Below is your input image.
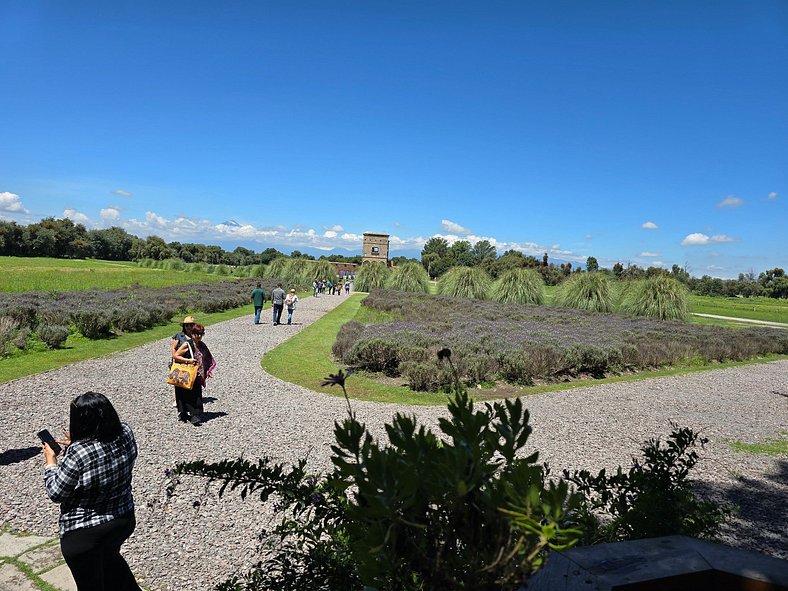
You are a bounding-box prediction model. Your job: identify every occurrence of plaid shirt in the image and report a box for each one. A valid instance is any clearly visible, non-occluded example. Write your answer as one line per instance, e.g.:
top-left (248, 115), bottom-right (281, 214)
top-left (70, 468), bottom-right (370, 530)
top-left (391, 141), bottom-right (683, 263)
top-left (43, 422), bottom-right (137, 536)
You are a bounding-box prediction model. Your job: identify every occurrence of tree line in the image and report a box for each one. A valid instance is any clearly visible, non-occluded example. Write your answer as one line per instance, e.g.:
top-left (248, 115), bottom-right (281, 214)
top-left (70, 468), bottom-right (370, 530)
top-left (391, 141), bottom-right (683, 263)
top-left (1, 217), bottom-right (785, 298)
top-left (419, 236), bottom-right (787, 299)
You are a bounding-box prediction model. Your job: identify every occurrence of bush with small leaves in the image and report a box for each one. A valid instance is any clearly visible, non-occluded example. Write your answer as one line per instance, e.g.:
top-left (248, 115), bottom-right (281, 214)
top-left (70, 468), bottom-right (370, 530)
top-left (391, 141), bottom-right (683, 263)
top-left (72, 309), bottom-right (114, 339)
top-left (175, 360), bottom-right (583, 591)
top-left (38, 324), bottom-right (69, 349)
top-left (566, 425), bottom-right (731, 544)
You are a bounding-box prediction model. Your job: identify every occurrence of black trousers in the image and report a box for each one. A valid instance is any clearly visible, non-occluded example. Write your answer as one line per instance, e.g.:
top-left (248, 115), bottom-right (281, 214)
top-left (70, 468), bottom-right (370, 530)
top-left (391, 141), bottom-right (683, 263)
top-left (60, 513), bottom-right (140, 591)
top-left (176, 382), bottom-right (203, 419)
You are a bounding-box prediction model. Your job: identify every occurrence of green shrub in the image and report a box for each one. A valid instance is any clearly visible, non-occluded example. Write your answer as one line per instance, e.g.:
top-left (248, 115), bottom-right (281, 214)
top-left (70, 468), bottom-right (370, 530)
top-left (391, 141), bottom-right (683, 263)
top-left (620, 275), bottom-right (690, 321)
top-left (399, 360), bottom-right (444, 391)
top-left (215, 264), bottom-right (231, 276)
top-left (354, 262), bottom-right (391, 292)
top-left (385, 262), bottom-right (430, 293)
top-left (555, 272), bottom-right (613, 312)
top-left (0, 316), bottom-right (18, 357)
top-left (176, 362), bottom-right (582, 591)
top-left (491, 268), bottom-right (545, 304)
top-left (437, 266), bottom-right (492, 299)
top-left (348, 337), bottom-right (399, 374)
top-left (72, 309), bottom-right (113, 338)
top-left (332, 320), bottom-right (364, 360)
top-left (163, 258), bottom-right (185, 271)
top-left (38, 324), bottom-right (69, 349)
top-left (114, 305), bottom-right (153, 332)
top-left (250, 264), bottom-right (266, 278)
top-left (567, 425), bottom-right (731, 544)
top-left (13, 327), bottom-right (32, 351)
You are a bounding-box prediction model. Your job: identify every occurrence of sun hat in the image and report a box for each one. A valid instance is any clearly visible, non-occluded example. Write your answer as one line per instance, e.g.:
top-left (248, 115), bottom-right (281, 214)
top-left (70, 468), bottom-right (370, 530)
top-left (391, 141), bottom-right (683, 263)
top-left (289, 289), bottom-right (296, 293)
top-left (182, 315), bottom-right (197, 324)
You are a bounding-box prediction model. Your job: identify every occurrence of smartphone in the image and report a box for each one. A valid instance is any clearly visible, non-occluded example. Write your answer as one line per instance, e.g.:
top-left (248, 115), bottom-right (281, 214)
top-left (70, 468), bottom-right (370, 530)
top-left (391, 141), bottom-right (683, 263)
top-left (37, 429), bottom-right (62, 455)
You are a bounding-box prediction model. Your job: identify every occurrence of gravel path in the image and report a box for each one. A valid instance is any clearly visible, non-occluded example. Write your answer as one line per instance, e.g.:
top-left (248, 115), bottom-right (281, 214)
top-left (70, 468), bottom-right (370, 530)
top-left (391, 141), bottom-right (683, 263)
top-left (1, 294), bottom-right (787, 589)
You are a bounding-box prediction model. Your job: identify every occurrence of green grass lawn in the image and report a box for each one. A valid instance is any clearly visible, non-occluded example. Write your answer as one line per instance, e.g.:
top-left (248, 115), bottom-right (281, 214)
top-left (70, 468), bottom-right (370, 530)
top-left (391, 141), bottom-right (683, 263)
top-left (0, 256), bottom-right (229, 292)
top-left (727, 432), bottom-right (788, 456)
top-left (689, 294), bottom-right (788, 324)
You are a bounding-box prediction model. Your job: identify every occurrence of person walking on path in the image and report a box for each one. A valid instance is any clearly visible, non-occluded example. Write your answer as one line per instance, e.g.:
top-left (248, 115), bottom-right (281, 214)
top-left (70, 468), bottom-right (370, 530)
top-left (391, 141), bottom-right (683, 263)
top-left (345, 279), bottom-right (351, 295)
top-left (172, 330), bottom-right (204, 426)
top-left (42, 391), bottom-right (141, 591)
top-left (285, 289), bottom-right (299, 325)
top-left (271, 283), bottom-right (286, 325)
top-left (250, 283), bottom-right (266, 324)
top-left (169, 316), bottom-right (195, 408)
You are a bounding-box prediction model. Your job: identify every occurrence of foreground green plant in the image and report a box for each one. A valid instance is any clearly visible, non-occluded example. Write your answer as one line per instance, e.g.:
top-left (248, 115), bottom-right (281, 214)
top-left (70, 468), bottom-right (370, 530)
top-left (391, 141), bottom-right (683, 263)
top-left (555, 272), bottom-right (613, 313)
top-left (620, 275), bottom-right (690, 321)
top-left (176, 353), bottom-right (582, 591)
top-left (566, 424), bottom-right (730, 544)
top-left (492, 268), bottom-right (545, 305)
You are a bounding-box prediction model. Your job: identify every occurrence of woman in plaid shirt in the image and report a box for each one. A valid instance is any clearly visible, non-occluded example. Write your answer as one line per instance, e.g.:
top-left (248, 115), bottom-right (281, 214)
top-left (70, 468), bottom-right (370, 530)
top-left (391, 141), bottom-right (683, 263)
top-left (42, 391), bottom-right (140, 590)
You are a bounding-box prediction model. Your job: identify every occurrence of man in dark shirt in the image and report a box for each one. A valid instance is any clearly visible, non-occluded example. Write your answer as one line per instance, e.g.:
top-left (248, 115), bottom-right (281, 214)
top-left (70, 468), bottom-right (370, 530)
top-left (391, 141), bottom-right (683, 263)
top-left (271, 283), bottom-right (286, 325)
top-left (250, 283), bottom-right (266, 324)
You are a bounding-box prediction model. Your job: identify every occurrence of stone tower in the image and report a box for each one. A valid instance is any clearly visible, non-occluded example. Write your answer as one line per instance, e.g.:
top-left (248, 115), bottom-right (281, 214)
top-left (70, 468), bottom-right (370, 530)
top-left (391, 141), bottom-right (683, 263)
top-left (362, 232), bottom-right (390, 265)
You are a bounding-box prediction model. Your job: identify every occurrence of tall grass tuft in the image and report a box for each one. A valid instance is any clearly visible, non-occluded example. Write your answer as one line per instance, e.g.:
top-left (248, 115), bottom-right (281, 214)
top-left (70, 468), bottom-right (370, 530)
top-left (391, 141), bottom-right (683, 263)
top-left (385, 262), bottom-right (430, 293)
top-left (283, 258), bottom-right (311, 286)
top-left (437, 266), bottom-right (492, 300)
top-left (307, 260), bottom-right (339, 284)
top-left (491, 268), bottom-right (545, 305)
top-left (354, 262), bottom-right (391, 292)
top-left (555, 272), bottom-right (613, 313)
top-left (620, 275), bottom-right (690, 321)
top-left (265, 257), bottom-right (289, 281)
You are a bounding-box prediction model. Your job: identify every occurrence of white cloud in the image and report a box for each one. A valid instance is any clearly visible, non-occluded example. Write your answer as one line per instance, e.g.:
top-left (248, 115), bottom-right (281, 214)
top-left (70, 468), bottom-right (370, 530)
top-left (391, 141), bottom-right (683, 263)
top-left (640, 251), bottom-right (661, 257)
top-left (441, 219), bottom-right (472, 235)
top-left (768, 191), bottom-right (777, 200)
top-left (707, 265), bottom-right (726, 271)
top-left (652, 261), bottom-right (664, 267)
top-left (63, 208), bottom-right (90, 223)
top-left (323, 224), bottom-right (344, 232)
top-left (717, 195), bottom-right (743, 208)
top-left (323, 230), bottom-right (338, 238)
top-left (113, 189), bottom-right (133, 197)
top-left (584, 234), bottom-right (593, 240)
top-left (680, 233), bottom-right (736, 246)
top-left (100, 206), bottom-right (121, 221)
top-left (641, 221), bottom-right (658, 229)
top-left (0, 192), bottom-right (29, 213)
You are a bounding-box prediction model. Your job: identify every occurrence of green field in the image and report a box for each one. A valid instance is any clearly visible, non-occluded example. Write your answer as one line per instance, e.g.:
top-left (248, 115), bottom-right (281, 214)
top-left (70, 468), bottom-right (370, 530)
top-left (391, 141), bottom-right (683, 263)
top-left (0, 256), bottom-right (229, 292)
top-left (689, 294), bottom-right (788, 324)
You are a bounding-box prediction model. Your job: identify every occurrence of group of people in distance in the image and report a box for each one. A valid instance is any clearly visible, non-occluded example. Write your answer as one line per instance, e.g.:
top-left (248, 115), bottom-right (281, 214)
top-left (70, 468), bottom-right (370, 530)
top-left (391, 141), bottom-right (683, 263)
top-left (313, 277), bottom-right (351, 296)
top-left (250, 282), bottom-right (299, 325)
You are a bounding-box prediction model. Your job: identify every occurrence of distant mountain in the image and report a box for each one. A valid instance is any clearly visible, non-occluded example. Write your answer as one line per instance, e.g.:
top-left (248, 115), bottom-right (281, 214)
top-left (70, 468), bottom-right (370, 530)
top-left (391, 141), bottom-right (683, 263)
top-left (219, 220), bottom-right (241, 227)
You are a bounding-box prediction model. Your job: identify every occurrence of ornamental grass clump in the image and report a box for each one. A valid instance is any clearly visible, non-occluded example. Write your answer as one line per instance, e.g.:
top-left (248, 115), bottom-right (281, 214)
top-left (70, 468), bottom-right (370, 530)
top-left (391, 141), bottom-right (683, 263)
top-left (308, 260), bottom-right (339, 285)
top-left (491, 268), bottom-right (545, 305)
top-left (264, 256), bottom-right (290, 281)
top-left (283, 258), bottom-right (311, 286)
top-left (354, 262), bottom-right (391, 292)
top-left (385, 262), bottom-right (430, 293)
top-left (437, 266), bottom-right (492, 300)
top-left (555, 272), bottom-right (613, 313)
top-left (620, 275), bottom-right (690, 321)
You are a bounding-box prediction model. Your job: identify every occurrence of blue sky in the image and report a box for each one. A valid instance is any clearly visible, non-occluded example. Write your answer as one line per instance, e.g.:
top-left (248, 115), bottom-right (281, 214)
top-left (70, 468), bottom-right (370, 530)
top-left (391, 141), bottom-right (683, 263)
top-left (1, 1), bottom-right (785, 277)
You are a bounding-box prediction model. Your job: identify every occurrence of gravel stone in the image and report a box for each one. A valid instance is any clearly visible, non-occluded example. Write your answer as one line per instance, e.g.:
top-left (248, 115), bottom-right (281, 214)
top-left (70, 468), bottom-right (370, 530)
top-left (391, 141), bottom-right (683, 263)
top-left (1, 293), bottom-right (786, 589)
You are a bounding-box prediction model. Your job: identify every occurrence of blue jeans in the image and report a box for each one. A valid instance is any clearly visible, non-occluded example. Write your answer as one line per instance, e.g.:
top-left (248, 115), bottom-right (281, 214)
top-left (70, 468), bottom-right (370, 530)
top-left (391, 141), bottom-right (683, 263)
top-left (253, 306), bottom-right (263, 324)
top-left (287, 307), bottom-right (295, 324)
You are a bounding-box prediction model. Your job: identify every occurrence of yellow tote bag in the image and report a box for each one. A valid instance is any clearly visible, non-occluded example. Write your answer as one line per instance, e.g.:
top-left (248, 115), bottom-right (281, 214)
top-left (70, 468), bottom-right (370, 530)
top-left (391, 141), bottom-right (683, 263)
top-left (167, 341), bottom-right (198, 389)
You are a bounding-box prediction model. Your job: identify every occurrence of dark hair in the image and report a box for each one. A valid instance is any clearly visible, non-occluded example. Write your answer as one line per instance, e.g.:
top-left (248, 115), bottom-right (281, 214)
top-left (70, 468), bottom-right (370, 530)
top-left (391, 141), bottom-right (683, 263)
top-left (69, 392), bottom-right (123, 442)
top-left (192, 324), bottom-right (205, 336)
top-left (256, 282), bottom-right (261, 288)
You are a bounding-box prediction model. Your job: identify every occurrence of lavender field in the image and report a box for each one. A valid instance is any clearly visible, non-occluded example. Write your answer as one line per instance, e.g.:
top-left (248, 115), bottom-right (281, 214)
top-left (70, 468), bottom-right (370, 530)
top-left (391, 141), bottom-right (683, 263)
top-left (334, 290), bottom-right (788, 391)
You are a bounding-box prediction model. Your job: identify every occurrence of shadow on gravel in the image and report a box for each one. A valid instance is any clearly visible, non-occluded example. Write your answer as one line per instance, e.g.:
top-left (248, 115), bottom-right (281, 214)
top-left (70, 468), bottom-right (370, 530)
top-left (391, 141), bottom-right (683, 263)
top-left (0, 446), bottom-right (41, 465)
top-left (200, 411), bottom-right (228, 423)
top-left (202, 396), bottom-right (217, 404)
top-left (696, 459), bottom-right (788, 558)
